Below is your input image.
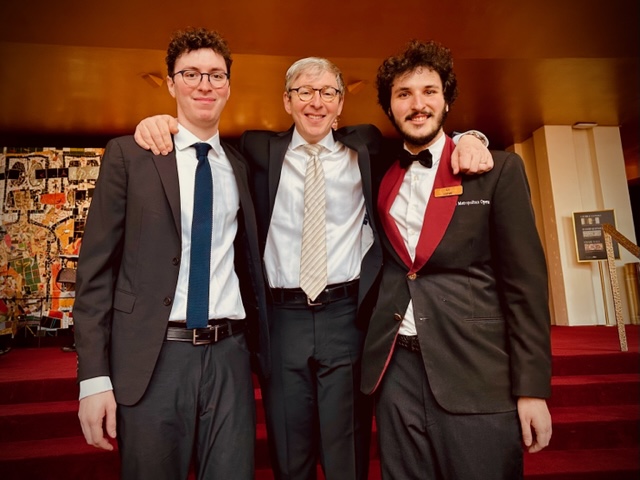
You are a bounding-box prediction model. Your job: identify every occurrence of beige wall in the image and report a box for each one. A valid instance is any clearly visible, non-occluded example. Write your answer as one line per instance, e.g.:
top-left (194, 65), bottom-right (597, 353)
top-left (514, 125), bottom-right (637, 326)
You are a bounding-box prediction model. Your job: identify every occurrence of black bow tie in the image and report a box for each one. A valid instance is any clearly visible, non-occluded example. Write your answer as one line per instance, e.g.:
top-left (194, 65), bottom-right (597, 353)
top-left (399, 148), bottom-right (433, 169)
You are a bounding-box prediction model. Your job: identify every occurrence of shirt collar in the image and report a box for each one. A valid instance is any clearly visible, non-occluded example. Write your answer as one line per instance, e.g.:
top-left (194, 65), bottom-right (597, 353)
top-left (290, 127), bottom-right (337, 154)
top-left (174, 123), bottom-right (224, 157)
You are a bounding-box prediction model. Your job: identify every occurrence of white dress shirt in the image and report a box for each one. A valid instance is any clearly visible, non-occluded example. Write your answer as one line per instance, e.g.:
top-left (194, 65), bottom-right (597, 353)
top-left (169, 126), bottom-right (245, 321)
top-left (264, 128), bottom-right (371, 288)
top-left (390, 133), bottom-right (446, 336)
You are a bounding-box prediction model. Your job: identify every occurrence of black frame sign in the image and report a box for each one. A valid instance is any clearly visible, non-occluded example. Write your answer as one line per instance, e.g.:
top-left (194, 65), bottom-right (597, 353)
top-left (572, 209), bottom-right (620, 262)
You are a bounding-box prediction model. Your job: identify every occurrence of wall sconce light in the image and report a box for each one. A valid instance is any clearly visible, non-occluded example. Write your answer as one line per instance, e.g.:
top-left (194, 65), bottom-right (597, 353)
top-left (346, 80), bottom-right (366, 95)
top-left (141, 73), bottom-right (164, 88)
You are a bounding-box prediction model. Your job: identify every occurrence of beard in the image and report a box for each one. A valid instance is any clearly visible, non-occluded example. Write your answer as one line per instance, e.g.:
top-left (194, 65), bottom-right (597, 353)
top-left (390, 108), bottom-right (448, 149)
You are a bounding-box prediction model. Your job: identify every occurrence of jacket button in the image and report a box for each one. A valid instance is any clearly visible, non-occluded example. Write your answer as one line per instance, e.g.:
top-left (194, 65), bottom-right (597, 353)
top-left (163, 297), bottom-right (172, 306)
top-left (407, 272), bottom-right (417, 280)
top-left (394, 313), bottom-right (403, 321)
top-left (172, 257), bottom-right (180, 266)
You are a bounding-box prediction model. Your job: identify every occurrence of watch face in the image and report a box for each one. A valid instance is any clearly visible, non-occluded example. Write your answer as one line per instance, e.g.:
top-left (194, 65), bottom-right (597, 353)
top-left (468, 131), bottom-right (486, 146)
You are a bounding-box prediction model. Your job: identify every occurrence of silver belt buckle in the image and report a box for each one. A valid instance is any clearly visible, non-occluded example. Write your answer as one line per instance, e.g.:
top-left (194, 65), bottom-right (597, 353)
top-left (192, 324), bottom-right (219, 345)
top-left (307, 296), bottom-right (323, 307)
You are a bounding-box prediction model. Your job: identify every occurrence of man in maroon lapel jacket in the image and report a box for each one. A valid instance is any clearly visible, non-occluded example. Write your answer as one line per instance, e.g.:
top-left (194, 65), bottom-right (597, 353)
top-left (360, 40), bottom-right (553, 480)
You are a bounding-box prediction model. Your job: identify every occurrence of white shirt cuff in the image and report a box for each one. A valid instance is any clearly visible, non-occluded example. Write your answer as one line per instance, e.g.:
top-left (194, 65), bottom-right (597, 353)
top-left (79, 376), bottom-right (113, 400)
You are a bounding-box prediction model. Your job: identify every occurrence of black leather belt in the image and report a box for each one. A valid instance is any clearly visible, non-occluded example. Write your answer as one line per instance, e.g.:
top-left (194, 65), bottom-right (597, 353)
top-left (165, 319), bottom-right (245, 346)
top-left (270, 280), bottom-right (359, 307)
top-left (396, 334), bottom-right (421, 353)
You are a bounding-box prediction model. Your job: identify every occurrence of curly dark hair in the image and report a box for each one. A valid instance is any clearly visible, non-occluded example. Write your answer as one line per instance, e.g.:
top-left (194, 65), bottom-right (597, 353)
top-left (165, 27), bottom-right (232, 78)
top-left (376, 40), bottom-right (457, 118)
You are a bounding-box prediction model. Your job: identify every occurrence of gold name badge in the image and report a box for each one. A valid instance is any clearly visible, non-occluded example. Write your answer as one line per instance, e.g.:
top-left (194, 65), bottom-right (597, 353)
top-left (434, 185), bottom-right (463, 197)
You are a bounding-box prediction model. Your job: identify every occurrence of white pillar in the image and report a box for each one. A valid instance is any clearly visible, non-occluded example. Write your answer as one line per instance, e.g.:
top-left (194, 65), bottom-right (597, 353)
top-left (515, 125), bottom-right (636, 326)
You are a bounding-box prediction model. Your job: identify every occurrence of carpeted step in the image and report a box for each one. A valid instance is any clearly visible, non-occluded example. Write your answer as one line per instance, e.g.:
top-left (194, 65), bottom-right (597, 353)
top-left (6, 390), bottom-right (636, 466)
top-left (0, 399), bottom-right (81, 442)
top-left (339, 452), bottom-right (640, 480)
top-left (0, 435), bottom-right (120, 480)
top-left (13, 447), bottom-right (630, 480)
top-left (1, 328), bottom-right (638, 480)
top-left (546, 404), bottom-right (640, 450)
top-left (255, 423), bottom-right (271, 468)
top-left (523, 447), bottom-right (640, 479)
top-left (552, 351), bottom-right (640, 376)
top-left (0, 392), bottom-right (265, 444)
top-left (0, 377), bottom-right (78, 405)
top-left (549, 373), bottom-right (639, 407)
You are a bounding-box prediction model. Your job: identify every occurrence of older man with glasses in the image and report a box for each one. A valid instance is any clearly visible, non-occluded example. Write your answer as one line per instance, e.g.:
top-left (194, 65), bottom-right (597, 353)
top-left (238, 58), bottom-right (381, 480)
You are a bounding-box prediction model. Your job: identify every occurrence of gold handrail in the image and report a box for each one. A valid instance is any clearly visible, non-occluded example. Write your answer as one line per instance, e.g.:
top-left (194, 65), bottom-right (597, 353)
top-left (602, 224), bottom-right (640, 352)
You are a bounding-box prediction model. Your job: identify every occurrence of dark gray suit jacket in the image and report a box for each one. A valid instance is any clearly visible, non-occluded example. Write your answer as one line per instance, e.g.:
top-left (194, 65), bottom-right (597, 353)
top-left (361, 142), bottom-right (552, 413)
top-left (74, 135), bottom-right (269, 405)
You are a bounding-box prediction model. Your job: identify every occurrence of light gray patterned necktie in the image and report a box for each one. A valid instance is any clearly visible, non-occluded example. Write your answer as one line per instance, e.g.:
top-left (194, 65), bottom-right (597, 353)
top-left (299, 143), bottom-right (327, 301)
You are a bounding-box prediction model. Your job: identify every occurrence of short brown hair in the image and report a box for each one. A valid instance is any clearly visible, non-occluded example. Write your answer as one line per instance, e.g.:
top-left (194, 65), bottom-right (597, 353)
top-left (165, 27), bottom-right (232, 77)
top-left (376, 40), bottom-right (458, 118)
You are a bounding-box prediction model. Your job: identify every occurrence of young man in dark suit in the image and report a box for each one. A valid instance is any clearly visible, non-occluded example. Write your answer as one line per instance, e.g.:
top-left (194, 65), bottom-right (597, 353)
top-left (73, 28), bottom-right (269, 480)
top-left (361, 40), bottom-right (552, 480)
top-left (133, 56), bottom-right (492, 480)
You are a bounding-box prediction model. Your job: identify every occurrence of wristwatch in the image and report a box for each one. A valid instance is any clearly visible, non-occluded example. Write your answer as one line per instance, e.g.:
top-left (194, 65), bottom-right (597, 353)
top-left (460, 130), bottom-right (489, 147)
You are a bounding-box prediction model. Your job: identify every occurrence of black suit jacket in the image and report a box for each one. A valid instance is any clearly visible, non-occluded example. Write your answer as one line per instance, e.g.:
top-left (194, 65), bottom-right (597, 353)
top-left (361, 143), bottom-right (552, 413)
top-left (238, 124), bottom-right (384, 325)
top-left (74, 135), bottom-right (269, 406)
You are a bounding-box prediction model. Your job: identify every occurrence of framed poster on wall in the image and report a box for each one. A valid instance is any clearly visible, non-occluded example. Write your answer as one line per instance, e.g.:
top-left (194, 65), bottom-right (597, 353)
top-left (572, 209), bottom-right (620, 262)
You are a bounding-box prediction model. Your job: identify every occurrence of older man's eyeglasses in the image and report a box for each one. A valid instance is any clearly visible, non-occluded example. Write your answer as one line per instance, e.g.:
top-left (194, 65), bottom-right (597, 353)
top-left (173, 69), bottom-right (229, 88)
top-left (289, 86), bottom-right (342, 103)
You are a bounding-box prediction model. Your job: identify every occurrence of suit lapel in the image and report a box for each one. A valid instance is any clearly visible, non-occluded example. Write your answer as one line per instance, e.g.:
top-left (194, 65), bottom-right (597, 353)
top-left (222, 143), bottom-right (248, 193)
top-left (222, 142), bottom-right (256, 238)
top-left (378, 161), bottom-right (413, 269)
top-left (378, 136), bottom-right (461, 273)
top-left (334, 128), bottom-right (377, 233)
top-left (412, 136), bottom-right (460, 271)
top-left (268, 130), bottom-right (293, 217)
top-left (153, 149), bottom-right (181, 236)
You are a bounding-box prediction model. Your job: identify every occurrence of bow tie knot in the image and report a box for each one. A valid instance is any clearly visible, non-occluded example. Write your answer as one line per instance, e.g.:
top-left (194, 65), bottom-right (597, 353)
top-left (399, 148), bottom-right (432, 169)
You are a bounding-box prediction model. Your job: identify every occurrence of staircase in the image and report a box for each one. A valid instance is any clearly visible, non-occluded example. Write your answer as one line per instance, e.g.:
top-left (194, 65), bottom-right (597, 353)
top-left (523, 329), bottom-right (640, 480)
top-left (0, 326), bottom-right (638, 479)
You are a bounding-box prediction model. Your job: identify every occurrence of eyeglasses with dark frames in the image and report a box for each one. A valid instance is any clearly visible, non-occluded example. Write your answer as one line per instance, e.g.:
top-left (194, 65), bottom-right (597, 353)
top-left (173, 69), bottom-right (229, 88)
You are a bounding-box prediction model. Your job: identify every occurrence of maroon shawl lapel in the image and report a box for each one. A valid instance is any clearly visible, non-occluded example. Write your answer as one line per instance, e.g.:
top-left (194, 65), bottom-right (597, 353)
top-left (378, 136), bottom-right (461, 273)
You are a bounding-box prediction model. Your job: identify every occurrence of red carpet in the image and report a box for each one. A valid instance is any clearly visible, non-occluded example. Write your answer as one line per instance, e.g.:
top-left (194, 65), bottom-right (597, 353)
top-left (0, 325), bottom-right (638, 479)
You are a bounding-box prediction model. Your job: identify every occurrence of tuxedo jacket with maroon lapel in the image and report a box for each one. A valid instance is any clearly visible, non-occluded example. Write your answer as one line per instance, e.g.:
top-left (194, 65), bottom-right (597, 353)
top-left (73, 135), bottom-right (269, 405)
top-left (238, 124), bottom-right (384, 325)
top-left (360, 136), bottom-right (552, 413)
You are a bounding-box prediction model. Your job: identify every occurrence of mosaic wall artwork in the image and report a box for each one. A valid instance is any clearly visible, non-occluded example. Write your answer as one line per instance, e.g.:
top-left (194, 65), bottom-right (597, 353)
top-left (0, 147), bottom-right (103, 329)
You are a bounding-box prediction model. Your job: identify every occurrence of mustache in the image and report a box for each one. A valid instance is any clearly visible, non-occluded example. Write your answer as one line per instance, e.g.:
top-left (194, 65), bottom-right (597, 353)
top-left (404, 111), bottom-right (433, 121)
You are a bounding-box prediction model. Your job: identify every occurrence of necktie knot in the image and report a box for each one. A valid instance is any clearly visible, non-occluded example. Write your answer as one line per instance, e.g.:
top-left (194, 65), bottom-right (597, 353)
top-left (399, 148), bottom-right (432, 169)
top-left (193, 142), bottom-right (212, 163)
top-left (302, 143), bottom-right (323, 158)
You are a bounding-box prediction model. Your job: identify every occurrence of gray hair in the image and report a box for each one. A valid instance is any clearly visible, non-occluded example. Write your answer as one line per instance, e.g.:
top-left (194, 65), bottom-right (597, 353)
top-left (284, 57), bottom-right (345, 94)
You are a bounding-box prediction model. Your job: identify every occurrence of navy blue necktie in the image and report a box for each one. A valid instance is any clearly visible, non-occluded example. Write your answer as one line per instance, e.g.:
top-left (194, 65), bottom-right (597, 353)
top-left (187, 142), bottom-right (213, 329)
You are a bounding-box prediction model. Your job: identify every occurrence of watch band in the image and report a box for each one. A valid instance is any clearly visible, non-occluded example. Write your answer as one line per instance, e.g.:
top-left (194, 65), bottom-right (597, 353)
top-left (461, 130), bottom-right (489, 147)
